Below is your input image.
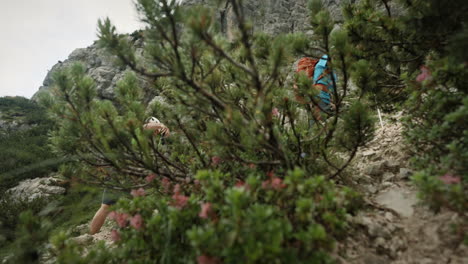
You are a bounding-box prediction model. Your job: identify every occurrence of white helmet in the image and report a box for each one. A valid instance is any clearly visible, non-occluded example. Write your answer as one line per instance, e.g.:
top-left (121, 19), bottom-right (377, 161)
top-left (145, 116), bottom-right (161, 123)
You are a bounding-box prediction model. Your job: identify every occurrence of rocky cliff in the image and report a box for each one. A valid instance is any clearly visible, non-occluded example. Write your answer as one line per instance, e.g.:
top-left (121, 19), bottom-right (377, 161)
top-left (32, 37), bottom-right (152, 102)
top-left (184, 0), bottom-right (344, 35)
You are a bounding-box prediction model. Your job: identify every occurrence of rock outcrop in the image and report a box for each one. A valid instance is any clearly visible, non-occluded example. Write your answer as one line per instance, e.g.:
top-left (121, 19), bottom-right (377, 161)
top-left (184, 0), bottom-right (344, 36)
top-left (0, 118), bottom-right (32, 133)
top-left (32, 37), bottom-right (152, 102)
top-left (7, 176), bottom-right (66, 202)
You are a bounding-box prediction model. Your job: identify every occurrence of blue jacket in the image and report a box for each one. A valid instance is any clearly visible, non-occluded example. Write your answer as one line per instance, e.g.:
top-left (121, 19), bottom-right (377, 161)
top-left (313, 55), bottom-right (336, 106)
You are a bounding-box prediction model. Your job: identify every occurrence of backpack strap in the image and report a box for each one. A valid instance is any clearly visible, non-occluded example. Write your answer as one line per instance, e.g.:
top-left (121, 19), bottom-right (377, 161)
top-left (315, 69), bottom-right (331, 84)
top-left (314, 83), bottom-right (329, 93)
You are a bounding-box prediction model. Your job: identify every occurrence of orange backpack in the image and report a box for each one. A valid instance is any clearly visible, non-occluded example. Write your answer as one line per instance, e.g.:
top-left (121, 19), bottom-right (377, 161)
top-left (296, 57), bottom-right (318, 78)
top-left (296, 57), bottom-right (332, 94)
top-left (294, 58), bottom-right (319, 104)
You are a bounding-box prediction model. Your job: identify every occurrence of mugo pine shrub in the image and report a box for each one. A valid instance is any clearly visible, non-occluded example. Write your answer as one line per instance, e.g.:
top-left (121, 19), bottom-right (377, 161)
top-left (41, 0), bottom-right (375, 262)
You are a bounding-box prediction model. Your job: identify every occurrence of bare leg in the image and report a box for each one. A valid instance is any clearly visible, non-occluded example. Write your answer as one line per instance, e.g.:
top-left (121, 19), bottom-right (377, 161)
top-left (89, 204), bottom-right (110, 235)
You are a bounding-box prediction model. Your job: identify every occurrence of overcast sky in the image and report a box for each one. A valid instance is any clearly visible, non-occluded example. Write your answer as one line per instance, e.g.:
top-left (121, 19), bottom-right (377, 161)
top-left (0, 0), bottom-right (145, 98)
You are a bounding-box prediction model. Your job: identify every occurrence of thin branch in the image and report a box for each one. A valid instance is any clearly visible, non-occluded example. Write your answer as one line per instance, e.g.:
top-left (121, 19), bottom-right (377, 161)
top-left (175, 116), bottom-right (207, 167)
top-left (285, 101), bottom-right (302, 164)
top-left (201, 33), bottom-right (256, 77)
top-left (381, 0), bottom-right (392, 17)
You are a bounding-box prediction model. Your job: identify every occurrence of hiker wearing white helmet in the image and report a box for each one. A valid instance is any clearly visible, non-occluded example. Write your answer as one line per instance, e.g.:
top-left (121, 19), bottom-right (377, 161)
top-left (89, 117), bottom-right (170, 235)
top-left (143, 116), bottom-right (170, 137)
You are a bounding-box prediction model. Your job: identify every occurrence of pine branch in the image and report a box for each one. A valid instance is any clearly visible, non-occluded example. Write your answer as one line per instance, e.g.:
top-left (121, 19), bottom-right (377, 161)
top-left (228, 0), bottom-right (262, 93)
top-left (201, 33), bottom-right (256, 77)
top-left (328, 113), bottom-right (365, 180)
top-left (381, 0), bottom-right (392, 17)
top-left (175, 116), bottom-right (207, 167)
top-left (285, 101), bottom-right (303, 164)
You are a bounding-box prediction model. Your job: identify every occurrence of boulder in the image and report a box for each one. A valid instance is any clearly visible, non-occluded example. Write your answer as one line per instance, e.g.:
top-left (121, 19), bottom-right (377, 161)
top-left (375, 187), bottom-right (417, 217)
top-left (69, 234), bottom-right (94, 246)
top-left (398, 168), bottom-right (412, 180)
top-left (365, 160), bottom-right (387, 176)
top-left (382, 172), bottom-right (395, 182)
top-left (7, 176), bottom-right (66, 202)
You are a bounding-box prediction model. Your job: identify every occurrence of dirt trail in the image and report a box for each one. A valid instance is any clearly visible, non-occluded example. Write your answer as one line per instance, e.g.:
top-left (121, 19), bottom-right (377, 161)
top-left (339, 112), bottom-right (467, 264)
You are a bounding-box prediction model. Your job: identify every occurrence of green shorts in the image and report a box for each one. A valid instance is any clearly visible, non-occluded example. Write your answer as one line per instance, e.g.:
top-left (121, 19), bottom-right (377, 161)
top-left (101, 189), bottom-right (123, 205)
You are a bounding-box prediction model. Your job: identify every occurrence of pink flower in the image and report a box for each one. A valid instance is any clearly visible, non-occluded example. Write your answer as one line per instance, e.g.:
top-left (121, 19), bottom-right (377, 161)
top-left (248, 163), bottom-right (256, 169)
top-left (439, 173), bottom-right (461, 184)
top-left (267, 171), bottom-right (275, 178)
top-left (197, 255), bottom-right (218, 264)
top-left (173, 184), bottom-right (182, 195)
top-left (235, 181), bottom-right (245, 188)
top-left (131, 188), bottom-right (146, 197)
top-left (262, 171), bottom-right (287, 190)
top-left (270, 177), bottom-right (287, 190)
top-left (161, 177), bottom-right (171, 193)
top-left (416, 65), bottom-right (431, 82)
top-left (235, 180), bottom-right (251, 191)
top-left (171, 184), bottom-right (189, 209)
top-left (145, 174), bottom-right (157, 183)
top-left (199, 202), bottom-right (213, 219)
top-left (110, 212), bottom-right (130, 228)
top-left (110, 229), bottom-right (121, 242)
top-left (211, 156), bottom-right (221, 166)
top-left (108, 211), bottom-right (117, 220)
top-left (130, 214), bottom-right (144, 230)
top-left (172, 194), bottom-right (189, 209)
top-left (272, 107), bottom-right (280, 117)
top-left (117, 213), bottom-right (130, 228)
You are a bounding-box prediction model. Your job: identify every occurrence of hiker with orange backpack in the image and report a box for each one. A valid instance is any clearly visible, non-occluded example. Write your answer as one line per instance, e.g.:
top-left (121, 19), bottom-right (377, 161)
top-left (295, 55), bottom-right (336, 121)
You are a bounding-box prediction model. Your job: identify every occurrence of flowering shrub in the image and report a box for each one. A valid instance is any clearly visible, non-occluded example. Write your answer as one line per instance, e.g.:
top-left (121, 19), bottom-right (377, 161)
top-left (405, 61), bottom-right (467, 216)
top-left (53, 169), bottom-right (360, 263)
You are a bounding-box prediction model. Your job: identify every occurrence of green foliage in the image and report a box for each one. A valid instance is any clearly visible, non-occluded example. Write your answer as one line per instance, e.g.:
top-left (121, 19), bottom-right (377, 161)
top-left (336, 101), bottom-right (375, 151)
top-left (342, 0), bottom-right (468, 107)
top-left (55, 169), bottom-right (360, 263)
top-left (1, 211), bottom-right (51, 264)
top-left (0, 183), bottom-right (102, 246)
top-left (0, 96), bottom-right (41, 124)
top-left (0, 97), bottom-right (59, 192)
top-left (0, 194), bottom-right (49, 245)
top-left (404, 58), bottom-right (467, 214)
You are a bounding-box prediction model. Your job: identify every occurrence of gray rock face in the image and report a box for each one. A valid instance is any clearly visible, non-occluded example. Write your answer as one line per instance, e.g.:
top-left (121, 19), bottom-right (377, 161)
top-left (6, 176), bottom-right (66, 202)
top-left (184, 0), bottom-right (344, 36)
top-left (0, 118), bottom-right (33, 133)
top-left (31, 38), bottom-right (151, 102)
top-left (32, 44), bottom-right (116, 100)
